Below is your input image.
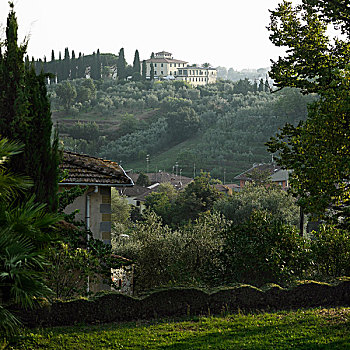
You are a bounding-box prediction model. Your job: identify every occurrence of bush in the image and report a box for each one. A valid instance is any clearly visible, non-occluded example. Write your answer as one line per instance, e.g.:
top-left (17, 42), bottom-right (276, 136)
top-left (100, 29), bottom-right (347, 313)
top-left (310, 225), bottom-right (350, 278)
top-left (114, 211), bottom-right (228, 291)
top-left (221, 210), bottom-right (310, 286)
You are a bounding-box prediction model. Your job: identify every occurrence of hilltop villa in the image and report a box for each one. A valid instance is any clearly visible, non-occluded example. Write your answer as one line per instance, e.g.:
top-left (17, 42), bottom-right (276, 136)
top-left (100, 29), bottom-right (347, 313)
top-left (144, 51), bottom-right (217, 86)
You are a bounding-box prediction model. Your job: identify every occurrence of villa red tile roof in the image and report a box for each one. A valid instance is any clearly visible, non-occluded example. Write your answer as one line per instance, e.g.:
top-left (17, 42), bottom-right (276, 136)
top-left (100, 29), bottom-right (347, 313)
top-left (234, 163), bottom-right (281, 181)
top-left (145, 58), bottom-right (188, 64)
top-left (59, 151), bottom-right (133, 186)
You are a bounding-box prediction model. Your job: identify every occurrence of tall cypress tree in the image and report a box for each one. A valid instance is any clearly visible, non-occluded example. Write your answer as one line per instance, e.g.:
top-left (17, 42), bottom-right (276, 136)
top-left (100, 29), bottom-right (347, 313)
top-left (0, 3), bottom-right (60, 211)
top-left (62, 47), bottom-right (70, 80)
top-left (117, 47), bottom-right (126, 80)
top-left (77, 53), bottom-right (85, 78)
top-left (142, 60), bottom-right (147, 81)
top-left (150, 62), bottom-right (154, 81)
top-left (264, 77), bottom-right (270, 93)
top-left (133, 49), bottom-right (141, 74)
top-left (57, 51), bottom-right (62, 82)
top-left (71, 49), bottom-right (77, 79)
top-left (90, 51), bottom-right (97, 79)
top-left (92, 48), bottom-right (101, 80)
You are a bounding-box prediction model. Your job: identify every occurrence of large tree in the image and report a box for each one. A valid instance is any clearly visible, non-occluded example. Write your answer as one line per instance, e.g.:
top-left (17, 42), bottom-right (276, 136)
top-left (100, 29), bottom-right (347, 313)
top-left (117, 47), bottom-right (126, 80)
top-left (0, 3), bottom-right (60, 211)
top-left (266, 1), bottom-right (350, 223)
top-left (133, 49), bottom-right (141, 74)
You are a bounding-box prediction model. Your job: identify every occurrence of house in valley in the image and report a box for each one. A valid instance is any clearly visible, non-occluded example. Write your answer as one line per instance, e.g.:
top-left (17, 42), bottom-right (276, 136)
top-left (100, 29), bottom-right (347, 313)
top-left (59, 151), bottom-right (133, 244)
top-left (234, 163), bottom-right (291, 190)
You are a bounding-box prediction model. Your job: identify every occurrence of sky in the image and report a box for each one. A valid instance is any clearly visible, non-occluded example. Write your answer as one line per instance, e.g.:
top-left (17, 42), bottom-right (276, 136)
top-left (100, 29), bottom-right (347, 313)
top-left (0, 0), bottom-right (299, 70)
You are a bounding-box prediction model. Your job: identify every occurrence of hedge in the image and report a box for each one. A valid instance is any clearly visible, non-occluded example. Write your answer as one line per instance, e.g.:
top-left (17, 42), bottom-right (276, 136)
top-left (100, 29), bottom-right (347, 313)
top-left (12, 280), bottom-right (350, 328)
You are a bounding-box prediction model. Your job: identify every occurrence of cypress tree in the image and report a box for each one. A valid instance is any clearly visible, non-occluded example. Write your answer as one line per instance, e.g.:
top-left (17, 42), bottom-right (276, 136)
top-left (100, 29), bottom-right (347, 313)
top-left (71, 49), bottom-right (77, 79)
top-left (142, 60), bottom-right (147, 81)
top-left (62, 47), bottom-right (70, 80)
top-left (90, 51), bottom-right (96, 79)
top-left (49, 50), bottom-right (56, 84)
top-left (77, 53), bottom-right (85, 78)
top-left (258, 78), bottom-right (264, 92)
top-left (253, 80), bottom-right (257, 93)
top-left (117, 47), bottom-right (126, 80)
top-left (133, 49), bottom-right (141, 74)
top-left (57, 51), bottom-right (62, 82)
top-left (0, 3), bottom-right (60, 211)
top-left (92, 48), bottom-right (101, 80)
top-left (150, 62), bottom-right (154, 81)
top-left (264, 77), bottom-right (270, 93)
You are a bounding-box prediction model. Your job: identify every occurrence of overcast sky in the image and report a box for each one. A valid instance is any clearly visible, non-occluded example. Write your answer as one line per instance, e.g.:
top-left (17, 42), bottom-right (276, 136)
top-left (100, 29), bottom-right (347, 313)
top-left (0, 0), bottom-right (300, 70)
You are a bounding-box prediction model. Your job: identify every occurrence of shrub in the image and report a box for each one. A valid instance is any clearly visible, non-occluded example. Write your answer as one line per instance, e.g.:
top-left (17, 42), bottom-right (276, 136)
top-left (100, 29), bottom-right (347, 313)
top-left (310, 225), bottom-right (350, 278)
top-left (221, 210), bottom-right (310, 286)
top-left (114, 211), bottom-right (228, 291)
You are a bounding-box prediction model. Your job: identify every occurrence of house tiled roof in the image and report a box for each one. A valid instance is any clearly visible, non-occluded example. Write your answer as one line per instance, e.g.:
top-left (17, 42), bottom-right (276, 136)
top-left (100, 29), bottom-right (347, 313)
top-left (128, 172), bottom-right (193, 189)
top-left (145, 58), bottom-right (188, 64)
top-left (156, 51), bottom-right (172, 56)
top-left (120, 185), bottom-right (152, 199)
top-left (60, 151), bottom-right (133, 186)
top-left (234, 163), bottom-right (281, 181)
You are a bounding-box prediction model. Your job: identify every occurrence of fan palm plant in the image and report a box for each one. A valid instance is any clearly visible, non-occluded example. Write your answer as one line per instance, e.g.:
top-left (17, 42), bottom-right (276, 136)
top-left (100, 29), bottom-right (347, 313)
top-left (0, 138), bottom-right (59, 336)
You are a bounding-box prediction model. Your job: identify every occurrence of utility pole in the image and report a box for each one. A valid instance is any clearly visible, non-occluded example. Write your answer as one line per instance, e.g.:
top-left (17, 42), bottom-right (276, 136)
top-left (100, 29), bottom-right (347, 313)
top-left (193, 163), bottom-right (196, 179)
top-left (175, 161), bottom-right (179, 176)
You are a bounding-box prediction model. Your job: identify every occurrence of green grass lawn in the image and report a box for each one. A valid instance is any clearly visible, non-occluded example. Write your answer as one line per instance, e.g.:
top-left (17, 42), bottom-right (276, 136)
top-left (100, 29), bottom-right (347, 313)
top-left (7, 308), bottom-right (350, 349)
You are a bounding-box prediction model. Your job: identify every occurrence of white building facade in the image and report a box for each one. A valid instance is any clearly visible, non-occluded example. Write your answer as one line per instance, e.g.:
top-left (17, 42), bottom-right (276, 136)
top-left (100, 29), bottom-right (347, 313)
top-left (144, 51), bottom-right (217, 86)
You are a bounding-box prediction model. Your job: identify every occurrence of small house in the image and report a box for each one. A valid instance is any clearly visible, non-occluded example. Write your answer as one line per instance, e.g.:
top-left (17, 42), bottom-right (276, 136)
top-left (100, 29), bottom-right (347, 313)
top-left (59, 151), bottom-right (133, 244)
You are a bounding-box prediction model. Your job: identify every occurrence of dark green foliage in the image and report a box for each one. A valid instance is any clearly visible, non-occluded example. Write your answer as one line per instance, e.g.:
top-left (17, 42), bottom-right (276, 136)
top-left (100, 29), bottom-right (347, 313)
top-left (268, 1), bottom-right (350, 94)
top-left (266, 1), bottom-right (350, 221)
top-left (62, 47), bottom-right (70, 80)
top-left (150, 62), bottom-right (154, 80)
top-left (90, 50), bottom-right (101, 80)
top-left (214, 184), bottom-right (300, 226)
top-left (70, 50), bottom-right (77, 79)
top-left (145, 173), bottom-right (222, 227)
top-left (0, 6), bottom-right (60, 211)
top-left (77, 53), bottom-right (86, 78)
top-left (166, 106), bottom-right (200, 142)
top-left (117, 47), bottom-right (126, 80)
top-left (221, 211), bottom-right (310, 286)
top-left (132, 49), bottom-right (140, 75)
top-left (142, 60), bottom-right (147, 80)
top-left (135, 172), bottom-right (150, 187)
top-left (55, 80), bottom-right (77, 112)
top-left (310, 225), bottom-right (350, 278)
top-left (0, 137), bottom-right (60, 336)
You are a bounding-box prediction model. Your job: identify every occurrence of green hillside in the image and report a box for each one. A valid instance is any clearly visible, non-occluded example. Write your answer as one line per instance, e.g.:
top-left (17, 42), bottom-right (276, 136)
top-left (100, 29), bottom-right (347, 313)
top-left (49, 78), bottom-right (316, 182)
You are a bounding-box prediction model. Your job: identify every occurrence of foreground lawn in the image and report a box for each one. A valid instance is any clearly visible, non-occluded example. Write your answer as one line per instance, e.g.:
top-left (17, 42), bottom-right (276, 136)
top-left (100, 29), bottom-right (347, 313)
top-left (8, 308), bottom-right (350, 349)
